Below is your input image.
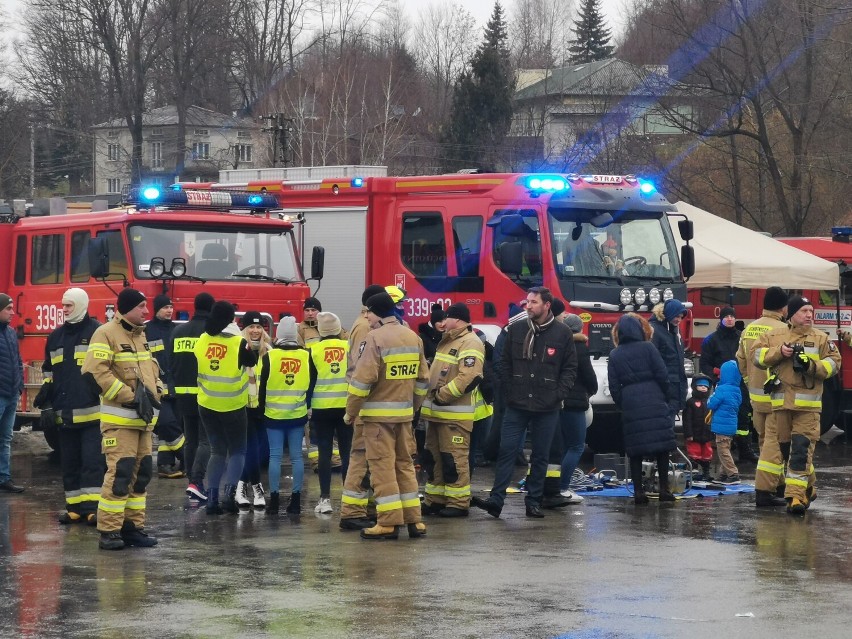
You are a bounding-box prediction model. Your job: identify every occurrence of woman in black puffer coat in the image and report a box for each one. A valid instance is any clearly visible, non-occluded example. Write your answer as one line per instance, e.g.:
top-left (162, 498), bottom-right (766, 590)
top-left (608, 313), bottom-right (676, 504)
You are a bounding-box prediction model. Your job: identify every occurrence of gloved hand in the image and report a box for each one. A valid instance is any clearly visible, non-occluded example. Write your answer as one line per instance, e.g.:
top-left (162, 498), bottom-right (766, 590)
top-left (763, 373), bottom-right (780, 394)
top-left (713, 367), bottom-right (720, 378)
top-left (33, 383), bottom-right (53, 410)
top-left (132, 383), bottom-right (155, 424)
top-left (343, 414), bottom-right (353, 425)
top-left (432, 392), bottom-right (448, 406)
top-left (39, 408), bottom-right (58, 432)
top-left (796, 351), bottom-right (812, 370)
top-left (145, 388), bottom-right (161, 410)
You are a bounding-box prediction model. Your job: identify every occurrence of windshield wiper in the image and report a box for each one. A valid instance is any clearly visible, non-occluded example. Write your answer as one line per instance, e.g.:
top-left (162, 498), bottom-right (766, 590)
top-left (231, 273), bottom-right (295, 285)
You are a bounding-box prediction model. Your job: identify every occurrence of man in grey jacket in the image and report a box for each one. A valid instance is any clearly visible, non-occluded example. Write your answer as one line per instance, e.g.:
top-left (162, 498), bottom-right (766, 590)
top-left (0, 293), bottom-right (25, 493)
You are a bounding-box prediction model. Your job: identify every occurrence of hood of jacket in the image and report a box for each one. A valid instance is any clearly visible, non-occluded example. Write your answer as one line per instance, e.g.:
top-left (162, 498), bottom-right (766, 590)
top-left (616, 315), bottom-right (646, 344)
top-left (718, 360), bottom-right (742, 386)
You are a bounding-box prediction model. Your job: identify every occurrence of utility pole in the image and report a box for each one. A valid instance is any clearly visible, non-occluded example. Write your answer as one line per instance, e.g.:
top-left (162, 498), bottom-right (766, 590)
top-left (259, 113), bottom-right (295, 167)
top-left (30, 125), bottom-right (35, 198)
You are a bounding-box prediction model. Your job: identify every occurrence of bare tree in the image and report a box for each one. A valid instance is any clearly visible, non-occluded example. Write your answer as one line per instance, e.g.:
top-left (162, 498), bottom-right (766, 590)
top-left (79, 0), bottom-right (167, 187)
top-left (411, 1), bottom-right (477, 126)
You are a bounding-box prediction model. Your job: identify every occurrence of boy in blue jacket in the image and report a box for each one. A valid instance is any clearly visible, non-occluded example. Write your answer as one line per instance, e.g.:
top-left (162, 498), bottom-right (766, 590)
top-left (707, 360), bottom-right (742, 484)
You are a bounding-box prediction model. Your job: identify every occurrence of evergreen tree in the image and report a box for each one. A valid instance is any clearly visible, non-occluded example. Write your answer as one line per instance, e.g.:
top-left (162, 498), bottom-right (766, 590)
top-left (568, 0), bottom-right (615, 64)
top-left (441, 2), bottom-right (515, 172)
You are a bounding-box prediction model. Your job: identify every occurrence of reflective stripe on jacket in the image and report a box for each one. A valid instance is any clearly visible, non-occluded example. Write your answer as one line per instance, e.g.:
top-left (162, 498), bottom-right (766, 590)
top-left (421, 325), bottom-right (484, 423)
top-left (735, 310), bottom-right (787, 413)
top-left (264, 348), bottom-right (310, 419)
top-left (310, 338), bottom-right (349, 409)
top-left (194, 333), bottom-right (248, 412)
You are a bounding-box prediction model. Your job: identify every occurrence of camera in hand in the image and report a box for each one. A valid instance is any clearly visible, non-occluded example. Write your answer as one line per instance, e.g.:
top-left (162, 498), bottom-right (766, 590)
top-left (790, 343), bottom-right (808, 373)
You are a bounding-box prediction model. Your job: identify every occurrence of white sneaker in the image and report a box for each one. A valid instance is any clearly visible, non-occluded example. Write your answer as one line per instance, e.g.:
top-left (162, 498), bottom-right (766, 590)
top-left (235, 480), bottom-right (252, 507)
top-left (314, 497), bottom-right (333, 514)
top-left (559, 489), bottom-right (584, 504)
top-left (252, 483), bottom-right (266, 508)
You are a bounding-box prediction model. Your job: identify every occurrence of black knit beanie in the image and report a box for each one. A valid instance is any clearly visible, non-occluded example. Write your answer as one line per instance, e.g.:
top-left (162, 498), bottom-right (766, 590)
top-left (117, 288), bottom-right (146, 315)
top-left (205, 301), bottom-right (235, 335)
top-left (361, 284), bottom-right (386, 306)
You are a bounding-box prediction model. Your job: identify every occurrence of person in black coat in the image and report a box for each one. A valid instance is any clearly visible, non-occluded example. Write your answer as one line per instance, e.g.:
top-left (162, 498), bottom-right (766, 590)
top-left (682, 374), bottom-right (714, 479)
top-left (608, 313), bottom-right (676, 504)
top-left (417, 303), bottom-right (446, 364)
top-left (649, 299), bottom-right (689, 417)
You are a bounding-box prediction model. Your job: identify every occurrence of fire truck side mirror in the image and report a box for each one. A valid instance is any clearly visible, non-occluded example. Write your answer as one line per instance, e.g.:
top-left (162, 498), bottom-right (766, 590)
top-left (310, 246), bottom-right (325, 280)
top-left (88, 236), bottom-right (110, 279)
top-left (499, 242), bottom-right (523, 277)
top-left (680, 245), bottom-right (695, 278)
top-left (678, 219), bottom-right (694, 242)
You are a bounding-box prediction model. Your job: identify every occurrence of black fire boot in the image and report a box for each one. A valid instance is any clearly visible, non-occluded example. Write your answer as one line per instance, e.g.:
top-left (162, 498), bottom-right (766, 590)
top-left (266, 492), bottom-right (280, 515)
top-left (736, 435), bottom-right (758, 463)
top-left (206, 488), bottom-right (223, 515)
top-left (222, 485), bottom-right (240, 514)
top-left (286, 491), bottom-right (301, 514)
top-left (755, 490), bottom-right (786, 507)
top-left (120, 522), bottom-right (158, 547)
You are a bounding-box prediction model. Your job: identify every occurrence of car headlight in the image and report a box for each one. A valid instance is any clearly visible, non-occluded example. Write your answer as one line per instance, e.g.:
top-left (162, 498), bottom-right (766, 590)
top-left (648, 288), bottom-right (661, 305)
top-left (663, 288), bottom-right (674, 301)
top-left (620, 288), bottom-right (633, 306)
top-left (634, 288), bottom-right (647, 306)
top-left (149, 257), bottom-right (166, 278)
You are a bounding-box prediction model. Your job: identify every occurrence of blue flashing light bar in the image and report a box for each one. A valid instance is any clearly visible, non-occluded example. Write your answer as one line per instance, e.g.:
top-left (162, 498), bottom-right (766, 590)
top-left (351, 177), bottom-right (364, 187)
top-left (831, 227), bottom-right (852, 236)
top-left (525, 175), bottom-right (568, 192)
top-left (128, 187), bottom-right (279, 210)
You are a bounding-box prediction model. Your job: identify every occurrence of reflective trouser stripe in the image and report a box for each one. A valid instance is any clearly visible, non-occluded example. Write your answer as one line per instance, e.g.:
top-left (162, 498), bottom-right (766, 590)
top-left (400, 492), bottom-right (420, 509)
top-left (444, 485), bottom-right (471, 498)
top-left (375, 494), bottom-right (402, 512)
top-left (126, 495), bottom-right (146, 510)
top-left (98, 498), bottom-right (126, 513)
top-left (756, 460), bottom-right (784, 476)
top-left (66, 489), bottom-right (101, 505)
top-left (157, 434), bottom-right (185, 452)
top-left (341, 490), bottom-right (368, 506)
top-left (546, 463), bottom-right (561, 478)
top-left (425, 483), bottom-right (445, 497)
top-left (361, 421), bottom-right (421, 526)
top-left (735, 429), bottom-right (750, 436)
top-left (423, 420), bottom-right (471, 510)
top-left (71, 406), bottom-right (101, 423)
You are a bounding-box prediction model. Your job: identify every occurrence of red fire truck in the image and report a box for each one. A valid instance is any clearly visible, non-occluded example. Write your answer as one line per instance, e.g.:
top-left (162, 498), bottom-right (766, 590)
top-left (177, 172), bottom-right (697, 449)
top-left (0, 189), bottom-right (323, 433)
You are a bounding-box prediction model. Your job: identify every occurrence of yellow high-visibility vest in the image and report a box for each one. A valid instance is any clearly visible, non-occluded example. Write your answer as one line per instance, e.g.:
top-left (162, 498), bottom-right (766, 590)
top-left (194, 333), bottom-right (248, 412)
top-left (265, 348), bottom-right (311, 420)
top-left (310, 339), bottom-right (349, 409)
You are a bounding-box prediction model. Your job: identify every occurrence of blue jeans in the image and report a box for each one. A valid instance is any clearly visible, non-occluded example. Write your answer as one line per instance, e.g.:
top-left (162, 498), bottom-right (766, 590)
top-left (266, 425), bottom-right (305, 494)
top-left (559, 410), bottom-right (587, 491)
top-left (0, 397), bottom-right (16, 483)
top-left (489, 407), bottom-right (559, 508)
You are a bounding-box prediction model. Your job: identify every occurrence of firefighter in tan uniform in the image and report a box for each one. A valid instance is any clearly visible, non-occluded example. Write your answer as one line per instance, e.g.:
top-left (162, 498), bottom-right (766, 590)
top-left (344, 291), bottom-right (429, 540)
top-left (420, 303), bottom-right (483, 517)
top-left (735, 286), bottom-right (789, 508)
top-left (339, 284), bottom-right (387, 531)
top-left (753, 296), bottom-right (840, 515)
top-left (82, 289), bottom-right (163, 550)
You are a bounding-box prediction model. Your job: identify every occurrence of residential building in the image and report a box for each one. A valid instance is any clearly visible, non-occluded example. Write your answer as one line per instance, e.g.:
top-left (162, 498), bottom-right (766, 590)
top-left (91, 105), bottom-right (269, 193)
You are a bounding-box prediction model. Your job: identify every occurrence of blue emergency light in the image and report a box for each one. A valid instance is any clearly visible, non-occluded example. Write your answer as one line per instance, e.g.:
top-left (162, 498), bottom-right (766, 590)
top-left (141, 186), bottom-right (162, 202)
top-left (127, 186), bottom-right (279, 210)
top-left (638, 180), bottom-right (657, 195)
top-left (525, 175), bottom-right (568, 192)
top-left (351, 177), bottom-right (364, 187)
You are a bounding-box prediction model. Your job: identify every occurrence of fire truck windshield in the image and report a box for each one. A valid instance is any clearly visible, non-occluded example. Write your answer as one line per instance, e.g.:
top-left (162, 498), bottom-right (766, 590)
top-left (550, 211), bottom-right (681, 281)
top-left (127, 224), bottom-right (303, 281)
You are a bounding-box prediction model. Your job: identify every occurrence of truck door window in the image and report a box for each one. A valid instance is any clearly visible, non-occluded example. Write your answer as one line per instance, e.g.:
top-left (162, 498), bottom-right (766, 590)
top-left (31, 234), bottom-right (65, 284)
top-left (97, 230), bottom-right (130, 280)
top-left (402, 213), bottom-right (447, 277)
top-left (71, 231), bottom-right (91, 283)
top-left (699, 288), bottom-right (751, 306)
top-left (491, 209), bottom-right (542, 280)
top-left (13, 235), bottom-right (26, 285)
top-left (452, 216), bottom-right (482, 278)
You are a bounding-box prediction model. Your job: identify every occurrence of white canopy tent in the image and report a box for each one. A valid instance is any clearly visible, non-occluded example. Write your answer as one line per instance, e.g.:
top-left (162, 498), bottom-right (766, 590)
top-left (671, 201), bottom-right (839, 289)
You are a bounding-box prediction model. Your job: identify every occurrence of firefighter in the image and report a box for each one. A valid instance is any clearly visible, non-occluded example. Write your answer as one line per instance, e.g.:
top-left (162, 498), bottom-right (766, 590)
top-left (736, 286), bottom-right (790, 507)
top-left (339, 284), bottom-right (385, 531)
top-left (297, 297), bottom-right (323, 347)
top-left (343, 291), bottom-right (430, 540)
top-left (145, 294), bottom-right (185, 479)
top-left (170, 292), bottom-right (215, 502)
top-left (194, 301), bottom-right (257, 515)
top-left (82, 288), bottom-right (163, 551)
top-left (420, 302), bottom-right (484, 517)
top-left (753, 295), bottom-right (841, 515)
top-left (38, 288), bottom-right (103, 525)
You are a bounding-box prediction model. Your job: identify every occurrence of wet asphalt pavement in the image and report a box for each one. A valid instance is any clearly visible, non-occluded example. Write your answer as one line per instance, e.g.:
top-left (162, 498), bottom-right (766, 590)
top-left (2, 430), bottom-right (852, 639)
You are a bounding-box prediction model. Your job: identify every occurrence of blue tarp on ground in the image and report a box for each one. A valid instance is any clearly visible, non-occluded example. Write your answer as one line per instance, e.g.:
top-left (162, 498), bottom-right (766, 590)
top-left (578, 483), bottom-right (756, 499)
